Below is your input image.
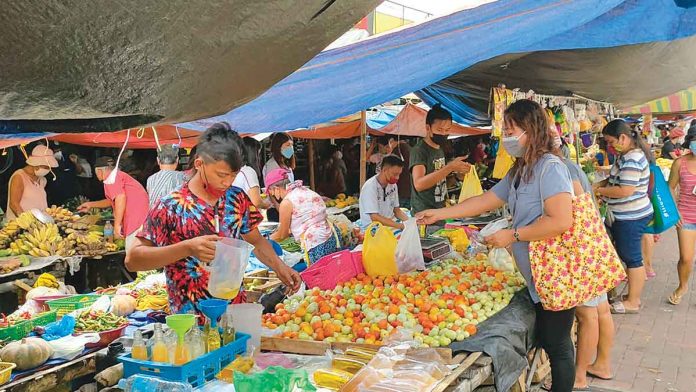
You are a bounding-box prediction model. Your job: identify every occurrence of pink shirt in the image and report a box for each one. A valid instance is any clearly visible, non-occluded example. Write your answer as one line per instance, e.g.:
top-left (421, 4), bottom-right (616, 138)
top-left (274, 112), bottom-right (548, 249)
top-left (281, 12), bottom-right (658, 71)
top-left (104, 171), bottom-right (149, 236)
top-left (285, 184), bottom-right (331, 250)
top-left (5, 169), bottom-right (48, 221)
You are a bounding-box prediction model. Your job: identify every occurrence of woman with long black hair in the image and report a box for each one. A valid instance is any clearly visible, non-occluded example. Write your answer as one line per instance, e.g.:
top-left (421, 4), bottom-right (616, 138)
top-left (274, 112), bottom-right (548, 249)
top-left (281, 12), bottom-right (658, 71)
top-left (232, 137), bottom-right (269, 209)
top-left (418, 99), bottom-right (577, 391)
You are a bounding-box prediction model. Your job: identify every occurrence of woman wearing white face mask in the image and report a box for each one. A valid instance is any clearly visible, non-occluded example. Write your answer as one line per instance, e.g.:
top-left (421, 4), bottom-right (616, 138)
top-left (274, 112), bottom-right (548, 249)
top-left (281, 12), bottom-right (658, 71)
top-left (418, 100), bottom-right (577, 392)
top-left (6, 145), bottom-right (58, 221)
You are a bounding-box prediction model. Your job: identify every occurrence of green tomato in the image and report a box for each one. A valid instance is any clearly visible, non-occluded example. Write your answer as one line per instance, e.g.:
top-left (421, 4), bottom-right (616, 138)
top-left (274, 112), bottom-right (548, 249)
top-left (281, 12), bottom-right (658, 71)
top-left (439, 336), bottom-right (452, 346)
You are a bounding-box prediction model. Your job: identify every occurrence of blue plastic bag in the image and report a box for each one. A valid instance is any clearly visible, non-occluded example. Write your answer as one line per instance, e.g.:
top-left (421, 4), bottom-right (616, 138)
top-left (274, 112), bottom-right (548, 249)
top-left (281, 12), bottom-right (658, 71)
top-left (644, 164), bottom-right (679, 234)
top-left (38, 315), bottom-right (75, 341)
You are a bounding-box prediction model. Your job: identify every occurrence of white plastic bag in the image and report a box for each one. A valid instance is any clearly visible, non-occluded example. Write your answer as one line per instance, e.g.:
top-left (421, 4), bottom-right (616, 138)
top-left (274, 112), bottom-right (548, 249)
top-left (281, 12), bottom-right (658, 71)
top-left (48, 333), bottom-right (100, 360)
top-left (395, 219), bottom-right (425, 274)
top-left (479, 219), bottom-right (515, 272)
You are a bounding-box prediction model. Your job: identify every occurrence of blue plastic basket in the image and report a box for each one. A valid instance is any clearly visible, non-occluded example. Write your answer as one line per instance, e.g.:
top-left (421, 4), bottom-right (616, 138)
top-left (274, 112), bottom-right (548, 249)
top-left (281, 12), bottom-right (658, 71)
top-left (119, 332), bottom-right (250, 388)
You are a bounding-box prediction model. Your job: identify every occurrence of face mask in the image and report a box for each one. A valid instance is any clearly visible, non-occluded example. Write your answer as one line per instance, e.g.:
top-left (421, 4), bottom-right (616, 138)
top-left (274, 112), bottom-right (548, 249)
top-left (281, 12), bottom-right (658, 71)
top-left (552, 135), bottom-right (562, 149)
top-left (35, 168), bottom-right (50, 177)
top-left (281, 147), bottom-right (294, 159)
top-left (201, 166), bottom-right (227, 200)
top-left (431, 134), bottom-right (448, 146)
top-left (53, 151), bottom-right (63, 160)
top-left (502, 133), bottom-right (526, 158)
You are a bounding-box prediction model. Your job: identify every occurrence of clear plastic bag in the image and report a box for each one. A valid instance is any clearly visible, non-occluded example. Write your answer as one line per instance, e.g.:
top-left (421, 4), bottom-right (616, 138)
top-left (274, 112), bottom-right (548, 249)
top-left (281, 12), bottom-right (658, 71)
top-left (207, 238), bottom-right (254, 299)
top-left (47, 333), bottom-right (100, 359)
top-left (395, 219), bottom-right (425, 274)
top-left (479, 219), bottom-right (515, 271)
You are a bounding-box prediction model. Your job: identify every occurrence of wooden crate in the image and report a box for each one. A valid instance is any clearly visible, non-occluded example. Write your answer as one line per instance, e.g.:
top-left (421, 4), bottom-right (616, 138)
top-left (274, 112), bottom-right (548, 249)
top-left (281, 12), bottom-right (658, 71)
top-left (244, 270), bottom-right (282, 303)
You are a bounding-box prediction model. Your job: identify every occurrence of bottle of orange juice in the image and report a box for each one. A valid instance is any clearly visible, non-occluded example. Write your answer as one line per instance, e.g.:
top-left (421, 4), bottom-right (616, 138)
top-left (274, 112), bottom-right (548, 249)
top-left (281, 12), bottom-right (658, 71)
top-left (131, 330), bottom-right (148, 361)
top-left (151, 324), bottom-right (168, 363)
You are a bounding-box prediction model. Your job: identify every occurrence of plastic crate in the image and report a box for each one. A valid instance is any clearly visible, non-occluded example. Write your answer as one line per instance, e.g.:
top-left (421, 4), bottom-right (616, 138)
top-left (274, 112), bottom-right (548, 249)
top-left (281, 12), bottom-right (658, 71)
top-left (0, 310), bottom-right (57, 342)
top-left (300, 249), bottom-right (364, 290)
top-left (119, 332), bottom-right (250, 388)
top-left (47, 294), bottom-right (101, 318)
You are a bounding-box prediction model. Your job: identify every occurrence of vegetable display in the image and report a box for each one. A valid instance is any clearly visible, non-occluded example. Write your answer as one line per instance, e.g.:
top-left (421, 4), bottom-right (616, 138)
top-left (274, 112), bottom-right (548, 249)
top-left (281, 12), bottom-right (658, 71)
top-left (74, 310), bottom-right (128, 332)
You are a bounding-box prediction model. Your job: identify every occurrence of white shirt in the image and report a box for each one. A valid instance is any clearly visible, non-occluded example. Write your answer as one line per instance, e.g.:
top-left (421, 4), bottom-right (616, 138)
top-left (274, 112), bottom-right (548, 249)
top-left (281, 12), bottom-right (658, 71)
top-left (359, 175), bottom-right (399, 224)
top-left (262, 158), bottom-right (294, 184)
top-left (232, 166), bottom-right (260, 194)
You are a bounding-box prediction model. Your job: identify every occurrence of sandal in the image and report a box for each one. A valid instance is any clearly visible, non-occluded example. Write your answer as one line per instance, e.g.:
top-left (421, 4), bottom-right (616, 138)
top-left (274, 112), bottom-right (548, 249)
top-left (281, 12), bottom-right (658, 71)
top-left (610, 301), bottom-right (639, 314)
top-left (587, 370), bottom-right (614, 381)
top-left (646, 270), bottom-right (656, 279)
top-left (668, 291), bottom-right (685, 305)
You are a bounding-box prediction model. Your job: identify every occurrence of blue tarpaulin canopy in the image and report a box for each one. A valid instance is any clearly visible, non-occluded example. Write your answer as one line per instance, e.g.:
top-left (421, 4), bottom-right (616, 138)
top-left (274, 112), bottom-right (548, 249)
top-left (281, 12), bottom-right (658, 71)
top-left (182, 0), bottom-right (696, 132)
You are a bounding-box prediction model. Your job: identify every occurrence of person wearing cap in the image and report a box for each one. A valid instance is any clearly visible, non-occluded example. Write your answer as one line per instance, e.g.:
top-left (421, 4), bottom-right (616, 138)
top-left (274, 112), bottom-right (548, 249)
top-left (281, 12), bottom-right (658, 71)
top-left (5, 144), bottom-right (58, 221)
top-left (662, 127), bottom-right (684, 160)
top-left (146, 144), bottom-right (186, 208)
top-left (78, 156), bottom-right (149, 249)
top-left (267, 168), bottom-right (341, 265)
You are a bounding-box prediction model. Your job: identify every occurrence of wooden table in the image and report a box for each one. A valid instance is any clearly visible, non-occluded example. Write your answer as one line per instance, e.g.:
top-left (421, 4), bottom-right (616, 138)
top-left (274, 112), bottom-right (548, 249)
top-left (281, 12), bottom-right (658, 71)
top-left (0, 352), bottom-right (98, 392)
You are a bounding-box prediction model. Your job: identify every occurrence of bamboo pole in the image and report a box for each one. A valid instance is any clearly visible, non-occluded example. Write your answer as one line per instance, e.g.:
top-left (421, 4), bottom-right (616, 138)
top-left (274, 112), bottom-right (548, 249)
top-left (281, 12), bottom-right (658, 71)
top-left (360, 110), bottom-right (367, 188)
top-left (308, 139), bottom-right (316, 190)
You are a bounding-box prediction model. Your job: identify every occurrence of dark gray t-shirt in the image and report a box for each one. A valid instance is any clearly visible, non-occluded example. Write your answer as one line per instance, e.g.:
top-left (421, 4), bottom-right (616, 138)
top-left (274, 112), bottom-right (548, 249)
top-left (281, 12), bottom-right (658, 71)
top-left (491, 154), bottom-right (573, 302)
top-left (409, 141), bottom-right (447, 214)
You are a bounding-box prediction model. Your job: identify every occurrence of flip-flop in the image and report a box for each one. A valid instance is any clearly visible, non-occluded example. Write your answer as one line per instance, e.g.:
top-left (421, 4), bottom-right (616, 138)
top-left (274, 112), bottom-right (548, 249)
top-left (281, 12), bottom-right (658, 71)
top-left (573, 387), bottom-right (591, 391)
top-left (646, 271), bottom-right (656, 279)
top-left (587, 370), bottom-right (614, 381)
top-left (668, 291), bottom-right (684, 305)
top-left (610, 301), bottom-right (639, 314)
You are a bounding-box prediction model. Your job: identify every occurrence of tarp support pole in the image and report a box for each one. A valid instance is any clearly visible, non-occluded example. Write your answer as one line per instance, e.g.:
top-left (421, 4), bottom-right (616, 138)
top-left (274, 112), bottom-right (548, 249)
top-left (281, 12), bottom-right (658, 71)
top-left (359, 110), bottom-right (367, 188)
top-left (308, 139), bottom-right (316, 190)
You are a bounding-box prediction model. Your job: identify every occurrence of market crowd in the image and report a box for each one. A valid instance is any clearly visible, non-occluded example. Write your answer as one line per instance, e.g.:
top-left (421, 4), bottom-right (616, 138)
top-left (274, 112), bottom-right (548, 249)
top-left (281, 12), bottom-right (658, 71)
top-left (2, 101), bottom-right (695, 392)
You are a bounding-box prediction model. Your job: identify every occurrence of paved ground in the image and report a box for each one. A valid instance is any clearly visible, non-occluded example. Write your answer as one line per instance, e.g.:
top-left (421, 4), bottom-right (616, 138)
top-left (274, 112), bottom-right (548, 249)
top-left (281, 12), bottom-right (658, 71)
top-left (589, 229), bottom-right (696, 392)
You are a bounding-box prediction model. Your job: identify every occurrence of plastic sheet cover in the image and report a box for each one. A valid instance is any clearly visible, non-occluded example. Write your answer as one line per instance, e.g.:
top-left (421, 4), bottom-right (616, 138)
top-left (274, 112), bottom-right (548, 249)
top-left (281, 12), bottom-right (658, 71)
top-left (449, 289), bottom-right (536, 392)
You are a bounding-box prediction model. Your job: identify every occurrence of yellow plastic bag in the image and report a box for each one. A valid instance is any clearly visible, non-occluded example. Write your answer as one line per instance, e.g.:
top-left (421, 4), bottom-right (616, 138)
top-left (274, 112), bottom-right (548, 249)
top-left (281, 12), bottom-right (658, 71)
top-left (458, 169), bottom-right (484, 203)
top-left (362, 222), bottom-right (398, 277)
top-left (492, 140), bottom-right (515, 179)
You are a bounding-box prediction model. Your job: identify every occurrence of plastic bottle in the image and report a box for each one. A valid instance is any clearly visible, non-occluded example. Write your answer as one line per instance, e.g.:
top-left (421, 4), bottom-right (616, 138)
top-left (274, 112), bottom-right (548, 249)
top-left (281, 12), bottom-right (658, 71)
top-left (103, 220), bottom-right (114, 243)
top-left (118, 374), bottom-right (193, 392)
top-left (221, 311), bottom-right (236, 345)
top-left (131, 330), bottom-right (148, 360)
top-left (151, 324), bottom-right (168, 363)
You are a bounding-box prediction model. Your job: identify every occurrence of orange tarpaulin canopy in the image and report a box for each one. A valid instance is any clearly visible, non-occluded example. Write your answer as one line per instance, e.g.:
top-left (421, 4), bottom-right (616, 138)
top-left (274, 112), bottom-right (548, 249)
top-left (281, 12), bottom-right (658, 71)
top-left (377, 104), bottom-right (489, 137)
top-left (51, 126), bottom-right (200, 149)
top-left (287, 121), bottom-right (383, 139)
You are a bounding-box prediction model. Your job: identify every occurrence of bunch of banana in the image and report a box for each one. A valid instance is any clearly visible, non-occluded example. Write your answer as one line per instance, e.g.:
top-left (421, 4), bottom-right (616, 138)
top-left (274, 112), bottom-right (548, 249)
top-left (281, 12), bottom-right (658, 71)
top-left (14, 211), bottom-right (38, 230)
top-left (105, 242), bottom-right (119, 252)
top-left (67, 231), bottom-right (107, 256)
top-left (135, 295), bottom-right (169, 311)
top-left (45, 206), bottom-right (81, 233)
top-left (8, 237), bottom-right (31, 256)
top-left (34, 272), bottom-right (60, 289)
top-left (0, 220), bottom-right (21, 248)
top-left (22, 223), bottom-right (73, 257)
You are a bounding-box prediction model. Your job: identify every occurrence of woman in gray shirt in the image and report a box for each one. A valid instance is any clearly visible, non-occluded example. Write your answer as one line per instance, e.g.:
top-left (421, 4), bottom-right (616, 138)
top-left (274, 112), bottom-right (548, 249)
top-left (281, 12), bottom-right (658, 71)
top-left (418, 100), bottom-right (576, 392)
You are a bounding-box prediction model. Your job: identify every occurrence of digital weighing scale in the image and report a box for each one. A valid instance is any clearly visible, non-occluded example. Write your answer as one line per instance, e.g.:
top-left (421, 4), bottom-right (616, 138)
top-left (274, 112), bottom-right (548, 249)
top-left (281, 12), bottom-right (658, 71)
top-left (420, 237), bottom-right (452, 263)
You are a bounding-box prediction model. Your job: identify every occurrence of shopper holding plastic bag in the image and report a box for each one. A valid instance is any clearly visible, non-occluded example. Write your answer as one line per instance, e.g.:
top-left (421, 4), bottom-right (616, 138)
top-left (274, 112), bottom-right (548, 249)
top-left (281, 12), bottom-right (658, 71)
top-left (417, 100), bottom-right (577, 392)
top-left (126, 123), bottom-right (301, 317)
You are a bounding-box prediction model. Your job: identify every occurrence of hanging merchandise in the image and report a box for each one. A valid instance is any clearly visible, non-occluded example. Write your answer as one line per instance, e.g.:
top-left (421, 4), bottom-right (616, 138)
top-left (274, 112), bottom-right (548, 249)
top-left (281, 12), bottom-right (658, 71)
top-left (492, 139), bottom-right (515, 179)
top-left (490, 87), bottom-right (514, 138)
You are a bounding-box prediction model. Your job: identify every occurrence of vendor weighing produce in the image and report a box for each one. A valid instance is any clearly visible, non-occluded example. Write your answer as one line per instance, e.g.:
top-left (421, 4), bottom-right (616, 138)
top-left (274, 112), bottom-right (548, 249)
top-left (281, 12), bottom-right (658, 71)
top-left (358, 155), bottom-right (409, 229)
top-left (126, 123), bottom-right (301, 316)
top-left (410, 104), bottom-right (471, 214)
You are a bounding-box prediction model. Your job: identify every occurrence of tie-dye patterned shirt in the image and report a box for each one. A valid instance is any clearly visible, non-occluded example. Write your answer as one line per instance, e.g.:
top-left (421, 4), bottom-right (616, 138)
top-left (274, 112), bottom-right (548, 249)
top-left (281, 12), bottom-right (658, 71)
top-left (137, 182), bottom-right (262, 315)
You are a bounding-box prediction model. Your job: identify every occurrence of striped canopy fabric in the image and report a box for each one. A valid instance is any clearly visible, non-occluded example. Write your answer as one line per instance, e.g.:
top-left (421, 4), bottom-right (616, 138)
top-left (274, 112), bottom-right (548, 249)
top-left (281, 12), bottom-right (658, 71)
top-left (625, 86), bottom-right (696, 114)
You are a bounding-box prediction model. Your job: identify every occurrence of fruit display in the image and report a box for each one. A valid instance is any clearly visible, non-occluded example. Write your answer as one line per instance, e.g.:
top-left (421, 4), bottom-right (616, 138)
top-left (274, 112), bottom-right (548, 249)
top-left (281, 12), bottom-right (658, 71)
top-left (435, 229), bottom-right (470, 253)
top-left (263, 257), bottom-right (525, 347)
top-left (74, 310), bottom-right (128, 333)
top-left (0, 337), bottom-right (53, 370)
top-left (325, 193), bottom-right (358, 209)
top-left (0, 256), bottom-right (29, 275)
top-left (1, 208), bottom-right (116, 258)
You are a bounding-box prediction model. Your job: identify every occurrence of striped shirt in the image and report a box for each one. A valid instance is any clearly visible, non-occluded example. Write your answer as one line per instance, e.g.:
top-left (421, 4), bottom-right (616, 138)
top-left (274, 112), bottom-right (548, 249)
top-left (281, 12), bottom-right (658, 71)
top-left (146, 170), bottom-right (186, 208)
top-left (606, 149), bottom-right (653, 220)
